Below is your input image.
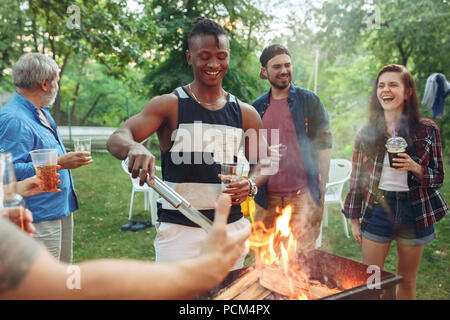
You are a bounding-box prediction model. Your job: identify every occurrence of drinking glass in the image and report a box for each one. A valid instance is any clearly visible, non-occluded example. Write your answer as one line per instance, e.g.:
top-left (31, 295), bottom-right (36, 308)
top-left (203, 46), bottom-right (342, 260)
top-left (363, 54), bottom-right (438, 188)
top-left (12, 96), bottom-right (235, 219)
top-left (220, 163), bottom-right (244, 190)
top-left (74, 137), bottom-right (91, 153)
top-left (0, 153), bottom-right (26, 228)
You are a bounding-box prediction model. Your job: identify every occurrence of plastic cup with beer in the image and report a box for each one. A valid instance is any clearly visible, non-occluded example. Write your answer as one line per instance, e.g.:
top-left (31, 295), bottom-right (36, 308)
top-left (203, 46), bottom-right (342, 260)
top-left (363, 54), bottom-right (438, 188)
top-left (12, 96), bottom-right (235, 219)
top-left (74, 137), bottom-right (91, 154)
top-left (29, 149), bottom-right (58, 192)
top-left (385, 137), bottom-right (407, 168)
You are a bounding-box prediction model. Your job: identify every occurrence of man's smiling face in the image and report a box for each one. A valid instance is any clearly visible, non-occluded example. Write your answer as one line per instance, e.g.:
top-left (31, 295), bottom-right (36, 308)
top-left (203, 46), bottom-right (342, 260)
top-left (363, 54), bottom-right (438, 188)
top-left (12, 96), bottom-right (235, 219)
top-left (261, 54), bottom-right (292, 90)
top-left (187, 34), bottom-right (230, 87)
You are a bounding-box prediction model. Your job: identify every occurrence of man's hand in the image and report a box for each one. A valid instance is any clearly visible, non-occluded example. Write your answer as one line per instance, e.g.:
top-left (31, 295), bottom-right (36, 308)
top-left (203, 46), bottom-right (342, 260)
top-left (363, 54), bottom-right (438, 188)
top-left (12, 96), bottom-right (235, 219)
top-left (200, 194), bottom-right (250, 284)
top-left (58, 152), bottom-right (93, 170)
top-left (219, 176), bottom-right (250, 205)
top-left (127, 144), bottom-right (157, 186)
top-left (1, 207), bottom-right (35, 235)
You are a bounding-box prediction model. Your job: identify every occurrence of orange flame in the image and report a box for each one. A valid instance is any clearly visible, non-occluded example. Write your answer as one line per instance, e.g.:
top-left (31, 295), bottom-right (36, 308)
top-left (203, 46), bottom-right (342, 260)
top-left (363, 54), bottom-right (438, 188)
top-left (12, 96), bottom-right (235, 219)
top-left (249, 204), bottom-right (309, 300)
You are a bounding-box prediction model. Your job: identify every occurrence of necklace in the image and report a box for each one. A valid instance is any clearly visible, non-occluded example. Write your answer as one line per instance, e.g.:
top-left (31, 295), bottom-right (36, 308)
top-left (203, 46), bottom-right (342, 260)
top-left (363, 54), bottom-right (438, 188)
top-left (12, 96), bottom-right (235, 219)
top-left (188, 83), bottom-right (226, 107)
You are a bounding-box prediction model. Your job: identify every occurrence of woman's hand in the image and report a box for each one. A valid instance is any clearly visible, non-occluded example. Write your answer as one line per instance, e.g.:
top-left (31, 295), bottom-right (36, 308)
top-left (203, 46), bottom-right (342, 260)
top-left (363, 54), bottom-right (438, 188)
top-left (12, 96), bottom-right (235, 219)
top-left (392, 153), bottom-right (423, 180)
top-left (17, 172), bottom-right (62, 197)
top-left (350, 218), bottom-right (362, 244)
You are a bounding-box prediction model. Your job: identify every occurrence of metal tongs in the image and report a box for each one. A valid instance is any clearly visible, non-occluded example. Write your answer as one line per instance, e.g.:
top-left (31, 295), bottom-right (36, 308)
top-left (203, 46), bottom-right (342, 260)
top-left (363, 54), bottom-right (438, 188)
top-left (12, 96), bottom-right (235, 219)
top-left (146, 175), bottom-right (213, 232)
top-left (124, 158), bottom-right (213, 231)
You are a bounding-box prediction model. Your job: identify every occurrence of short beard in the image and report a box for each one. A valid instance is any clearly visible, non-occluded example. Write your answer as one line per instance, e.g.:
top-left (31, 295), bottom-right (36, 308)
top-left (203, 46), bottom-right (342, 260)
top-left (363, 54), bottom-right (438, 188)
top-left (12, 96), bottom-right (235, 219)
top-left (41, 84), bottom-right (58, 107)
top-left (268, 79), bottom-right (290, 90)
top-left (267, 71), bottom-right (291, 90)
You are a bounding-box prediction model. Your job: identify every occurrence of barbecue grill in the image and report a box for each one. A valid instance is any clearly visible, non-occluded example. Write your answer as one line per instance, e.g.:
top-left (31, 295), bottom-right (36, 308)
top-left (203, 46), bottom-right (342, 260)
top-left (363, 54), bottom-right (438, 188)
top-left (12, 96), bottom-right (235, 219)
top-left (199, 250), bottom-right (402, 300)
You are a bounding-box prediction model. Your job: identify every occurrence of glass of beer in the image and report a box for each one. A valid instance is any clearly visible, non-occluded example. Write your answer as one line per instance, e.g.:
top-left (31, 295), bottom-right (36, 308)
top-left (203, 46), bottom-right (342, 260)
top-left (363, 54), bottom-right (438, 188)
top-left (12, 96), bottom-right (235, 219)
top-left (29, 149), bottom-right (58, 192)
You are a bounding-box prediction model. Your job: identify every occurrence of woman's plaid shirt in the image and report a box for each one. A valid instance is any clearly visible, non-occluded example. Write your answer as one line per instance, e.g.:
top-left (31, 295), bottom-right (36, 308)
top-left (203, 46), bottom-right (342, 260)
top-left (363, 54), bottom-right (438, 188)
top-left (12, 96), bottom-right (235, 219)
top-left (343, 119), bottom-right (448, 230)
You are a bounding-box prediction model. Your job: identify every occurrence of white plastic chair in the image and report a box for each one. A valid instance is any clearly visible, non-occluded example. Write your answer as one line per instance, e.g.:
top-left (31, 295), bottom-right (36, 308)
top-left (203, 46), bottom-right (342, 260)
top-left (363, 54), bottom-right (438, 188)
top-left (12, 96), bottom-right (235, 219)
top-left (316, 159), bottom-right (352, 247)
top-left (121, 160), bottom-right (161, 225)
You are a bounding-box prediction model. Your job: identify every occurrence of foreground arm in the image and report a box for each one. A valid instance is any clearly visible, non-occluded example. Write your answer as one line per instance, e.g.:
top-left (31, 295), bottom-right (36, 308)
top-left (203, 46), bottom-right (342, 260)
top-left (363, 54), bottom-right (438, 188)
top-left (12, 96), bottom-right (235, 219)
top-left (0, 194), bottom-right (250, 300)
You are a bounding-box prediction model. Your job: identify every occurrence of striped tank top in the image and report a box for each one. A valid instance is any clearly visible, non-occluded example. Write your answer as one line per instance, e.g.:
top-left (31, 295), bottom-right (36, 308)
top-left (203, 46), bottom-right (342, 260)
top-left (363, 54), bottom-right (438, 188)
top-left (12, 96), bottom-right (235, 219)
top-left (157, 86), bottom-right (244, 227)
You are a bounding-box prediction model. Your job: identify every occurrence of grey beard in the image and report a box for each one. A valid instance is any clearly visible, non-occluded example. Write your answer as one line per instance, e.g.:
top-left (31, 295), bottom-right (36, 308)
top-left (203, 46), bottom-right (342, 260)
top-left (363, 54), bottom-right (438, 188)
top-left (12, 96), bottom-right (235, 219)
top-left (41, 87), bottom-right (58, 107)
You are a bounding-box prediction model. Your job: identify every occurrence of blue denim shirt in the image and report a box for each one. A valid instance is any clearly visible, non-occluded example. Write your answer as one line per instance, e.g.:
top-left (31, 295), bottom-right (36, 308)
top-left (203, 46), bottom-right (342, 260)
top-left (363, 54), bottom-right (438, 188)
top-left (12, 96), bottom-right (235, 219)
top-left (0, 92), bottom-right (78, 222)
top-left (252, 83), bottom-right (332, 208)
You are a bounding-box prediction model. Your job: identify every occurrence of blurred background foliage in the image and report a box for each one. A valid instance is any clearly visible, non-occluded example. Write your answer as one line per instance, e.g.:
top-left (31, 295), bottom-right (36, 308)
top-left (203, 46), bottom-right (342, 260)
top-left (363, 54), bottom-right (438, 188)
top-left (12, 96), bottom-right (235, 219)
top-left (0, 0), bottom-right (449, 158)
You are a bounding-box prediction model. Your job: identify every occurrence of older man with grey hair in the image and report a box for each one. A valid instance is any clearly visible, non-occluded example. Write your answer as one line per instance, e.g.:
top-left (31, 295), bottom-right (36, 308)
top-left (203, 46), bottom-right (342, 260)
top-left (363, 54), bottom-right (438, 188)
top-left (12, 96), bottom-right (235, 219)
top-left (0, 53), bottom-right (93, 263)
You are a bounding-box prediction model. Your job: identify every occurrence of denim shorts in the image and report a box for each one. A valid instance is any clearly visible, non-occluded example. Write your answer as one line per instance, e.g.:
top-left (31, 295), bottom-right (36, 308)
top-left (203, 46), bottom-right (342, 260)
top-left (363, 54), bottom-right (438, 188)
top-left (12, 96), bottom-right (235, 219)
top-left (361, 191), bottom-right (435, 246)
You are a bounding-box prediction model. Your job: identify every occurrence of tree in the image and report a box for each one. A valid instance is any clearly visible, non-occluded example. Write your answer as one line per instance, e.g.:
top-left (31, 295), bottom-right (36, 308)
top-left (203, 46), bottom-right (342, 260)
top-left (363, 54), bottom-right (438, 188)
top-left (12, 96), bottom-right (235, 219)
top-left (59, 56), bottom-right (149, 127)
top-left (0, 1), bottom-right (26, 84)
top-left (309, 0), bottom-right (450, 80)
top-left (0, 0), bottom-right (158, 124)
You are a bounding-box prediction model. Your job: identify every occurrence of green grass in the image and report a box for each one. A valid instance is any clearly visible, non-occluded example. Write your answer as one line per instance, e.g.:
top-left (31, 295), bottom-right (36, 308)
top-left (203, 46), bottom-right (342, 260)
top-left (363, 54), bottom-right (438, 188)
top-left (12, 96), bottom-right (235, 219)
top-left (72, 153), bottom-right (157, 261)
top-left (72, 153), bottom-right (450, 299)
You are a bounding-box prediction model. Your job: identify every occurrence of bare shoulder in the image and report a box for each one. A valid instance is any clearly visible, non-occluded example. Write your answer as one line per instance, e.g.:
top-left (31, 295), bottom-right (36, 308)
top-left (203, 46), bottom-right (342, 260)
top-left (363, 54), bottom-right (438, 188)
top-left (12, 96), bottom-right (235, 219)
top-left (141, 92), bottom-right (178, 117)
top-left (0, 218), bottom-right (40, 296)
top-left (120, 92), bottom-right (178, 142)
top-left (237, 99), bottom-right (262, 131)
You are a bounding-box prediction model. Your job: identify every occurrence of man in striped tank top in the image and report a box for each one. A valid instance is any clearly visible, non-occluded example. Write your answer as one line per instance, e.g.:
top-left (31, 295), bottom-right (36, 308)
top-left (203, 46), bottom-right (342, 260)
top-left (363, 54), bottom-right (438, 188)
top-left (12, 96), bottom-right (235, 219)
top-left (107, 18), bottom-right (268, 270)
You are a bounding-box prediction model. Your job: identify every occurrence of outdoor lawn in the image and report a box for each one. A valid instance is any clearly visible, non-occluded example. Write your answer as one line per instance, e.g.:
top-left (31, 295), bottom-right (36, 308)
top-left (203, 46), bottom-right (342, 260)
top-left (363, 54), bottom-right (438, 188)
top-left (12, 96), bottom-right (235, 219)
top-left (71, 151), bottom-right (450, 300)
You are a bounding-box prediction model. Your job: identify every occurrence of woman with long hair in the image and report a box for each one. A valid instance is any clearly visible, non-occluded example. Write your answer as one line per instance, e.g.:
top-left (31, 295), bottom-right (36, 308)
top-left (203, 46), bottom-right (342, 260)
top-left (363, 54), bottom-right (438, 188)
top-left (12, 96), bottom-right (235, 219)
top-left (343, 64), bottom-right (448, 299)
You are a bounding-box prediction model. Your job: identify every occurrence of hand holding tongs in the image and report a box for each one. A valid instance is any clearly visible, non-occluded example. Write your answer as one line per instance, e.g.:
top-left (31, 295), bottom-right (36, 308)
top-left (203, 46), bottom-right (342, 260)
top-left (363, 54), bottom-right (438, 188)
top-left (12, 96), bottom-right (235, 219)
top-left (124, 158), bottom-right (213, 231)
top-left (146, 174), bottom-right (213, 232)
